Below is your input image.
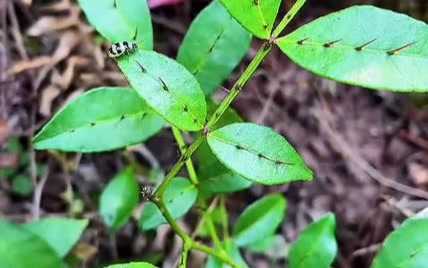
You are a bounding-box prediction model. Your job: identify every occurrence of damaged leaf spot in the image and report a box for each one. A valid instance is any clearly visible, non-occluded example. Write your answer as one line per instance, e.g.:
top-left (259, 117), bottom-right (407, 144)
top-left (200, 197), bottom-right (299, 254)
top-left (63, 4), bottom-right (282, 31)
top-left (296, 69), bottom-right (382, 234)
top-left (355, 38), bottom-right (377, 52)
top-left (387, 42), bottom-right (416, 56)
top-left (323, 39), bottom-right (341, 48)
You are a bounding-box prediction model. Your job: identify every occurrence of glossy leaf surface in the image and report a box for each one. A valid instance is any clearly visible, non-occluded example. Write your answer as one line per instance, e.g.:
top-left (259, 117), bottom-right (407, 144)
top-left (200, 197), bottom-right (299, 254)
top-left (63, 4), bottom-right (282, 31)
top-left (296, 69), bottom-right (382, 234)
top-left (219, 0), bottom-right (281, 39)
top-left (23, 217), bottom-right (88, 258)
top-left (117, 50), bottom-right (206, 131)
top-left (33, 87), bottom-right (165, 152)
top-left (371, 218), bottom-right (428, 268)
top-left (233, 194), bottom-right (286, 247)
top-left (78, 0), bottom-right (153, 49)
top-left (289, 213), bottom-right (337, 268)
top-left (207, 123), bottom-right (313, 185)
top-left (177, 0), bottom-right (252, 95)
top-left (277, 6), bottom-right (428, 92)
top-left (0, 220), bottom-right (67, 268)
top-left (100, 167), bottom-right (140, 231)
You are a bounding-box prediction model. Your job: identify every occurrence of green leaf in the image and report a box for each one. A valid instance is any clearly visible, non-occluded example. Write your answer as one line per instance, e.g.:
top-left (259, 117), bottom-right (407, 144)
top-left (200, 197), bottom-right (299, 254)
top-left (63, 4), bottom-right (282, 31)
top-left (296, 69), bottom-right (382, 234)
top-left (117, 50), bottom-right (206, 131)
top-left (288, 213), bottom-right (337, 268)
top-left (22, 217), bottom-right (88, 258)
top-left (100, 167), bottom-right (139, 231)
top-left (197, 140), bottom-right (251, 196)
top-left (219, 0), bottom-right (280, 39)
top-left (277, 5), bottom-right (428, 93)
top-left (78, 0), bottom-right (153, 49)
top-left (0, 220), bottom-right (67, 268)
top-left (246, 235), bottom-right (277, 253)
top-left (205, 241), bottom-right (248, 268)
top-left (139, 177), bottom-right (197, 230)
top-left (198, 206), bottom-right (227, 238)
top-left (207, 123), bottom-right (313, 185)
top-left (104, 262), bottom-right (158, 268)
top-left (177, 0), bottom-right (252, 95)
top-left (196, 100), bottom-right (250, 195)
top-left (33, 87), bottom-right (165, 152)
top-left (371, 218), bottom-right (428, 268)
top-left (233, 194), bottom-right (286, 247)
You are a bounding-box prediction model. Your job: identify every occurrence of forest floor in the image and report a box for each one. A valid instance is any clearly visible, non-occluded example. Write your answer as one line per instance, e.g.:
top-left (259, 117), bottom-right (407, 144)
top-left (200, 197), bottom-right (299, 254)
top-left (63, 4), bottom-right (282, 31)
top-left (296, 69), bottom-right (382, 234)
top-left (1, 0), bottom-right (428, 267)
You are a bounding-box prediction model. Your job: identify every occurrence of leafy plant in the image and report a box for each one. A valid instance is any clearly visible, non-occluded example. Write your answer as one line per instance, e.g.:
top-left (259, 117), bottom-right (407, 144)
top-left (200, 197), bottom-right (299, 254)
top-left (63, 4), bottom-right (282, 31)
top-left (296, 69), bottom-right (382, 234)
top-left (24, 0), bottom-right (428, 267)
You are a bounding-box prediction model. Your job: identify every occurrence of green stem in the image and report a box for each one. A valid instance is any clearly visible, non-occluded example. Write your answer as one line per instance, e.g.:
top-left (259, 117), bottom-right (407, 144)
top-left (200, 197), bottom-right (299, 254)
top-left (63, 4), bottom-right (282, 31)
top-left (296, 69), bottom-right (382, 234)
top-left (172, 127), bottom-right (224, 252)
top-left (191, 241), bottom-right (241, 268)
top-left (205, 42), bottom-right (271, 130)
top-left (220, 196), bottom-right (230, 241)
top-left (152, 198), bottom-right (240, 267)
top-left (202, 200), bottom-right (223, 250)
top-left (151, 197), bottom-right (191, 242)
top-left (179, 243), bottom-right (191, 268)
top-left (171, 127), bottom-right (198, 185)
top-left (271, 0), bottom-right (307, 39)
top-left (151, 6), bottom-right (306, 266)
top-left (155, 136), bottom-right (204, 197)
top-left (155, 42), bottom-right (271, 198)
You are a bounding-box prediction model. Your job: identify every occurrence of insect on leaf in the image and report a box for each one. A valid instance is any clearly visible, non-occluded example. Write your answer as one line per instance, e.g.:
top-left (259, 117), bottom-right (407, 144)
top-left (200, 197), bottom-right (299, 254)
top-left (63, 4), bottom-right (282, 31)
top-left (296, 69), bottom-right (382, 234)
top-left (117, 50), bottom-right (207, 131)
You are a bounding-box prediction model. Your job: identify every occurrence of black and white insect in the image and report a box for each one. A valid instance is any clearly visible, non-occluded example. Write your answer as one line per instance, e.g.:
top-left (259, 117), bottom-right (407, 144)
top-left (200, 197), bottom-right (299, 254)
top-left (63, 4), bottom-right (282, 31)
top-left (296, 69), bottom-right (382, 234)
top-left (107, 41), bottom-right (138, 58)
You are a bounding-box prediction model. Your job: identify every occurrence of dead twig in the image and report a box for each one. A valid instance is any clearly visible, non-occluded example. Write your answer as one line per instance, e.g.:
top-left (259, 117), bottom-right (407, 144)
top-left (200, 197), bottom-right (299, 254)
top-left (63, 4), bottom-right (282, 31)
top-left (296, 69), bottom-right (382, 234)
top-left (351, 243), bottom-right (381, 257)
top-left (314, 111), bottom-right (428, 200)
top-left (32, 168), bottom-right (49, 220)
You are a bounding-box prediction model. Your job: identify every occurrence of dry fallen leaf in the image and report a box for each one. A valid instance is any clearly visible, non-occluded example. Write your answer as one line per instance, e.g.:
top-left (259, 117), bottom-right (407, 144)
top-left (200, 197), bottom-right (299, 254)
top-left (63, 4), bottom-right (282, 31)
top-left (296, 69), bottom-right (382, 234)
top-left (34, 30), bottom-right (82, 89)
top-left (6, 56), bottom-right (51, 76)
top-left (27, 16), bottom-right (78, 37)
top-left (39, 85), bottom-right (61, 117)
top-left (72, 242), bottom-right (98, 262)
top-left (0, 119), bottom-right (10, 144)
top-left (408, 161), bottom-right (428, 185)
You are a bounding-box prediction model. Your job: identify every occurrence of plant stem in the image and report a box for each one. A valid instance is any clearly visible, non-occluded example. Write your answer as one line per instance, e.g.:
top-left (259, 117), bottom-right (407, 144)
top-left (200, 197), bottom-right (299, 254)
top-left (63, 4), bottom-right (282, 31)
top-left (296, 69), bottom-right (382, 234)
top-left (151, 197), bottom-right (190, 242)
top-left (171, 127), bottom-right (198, 185)
top-left (172, 127), bottom-right (225, 252)
top-left (271, 0), bottom-right (307, 39)
top-left (205, 42), bottom-right (271, 130)
top-left (201, 198), bottom-right (224, 250)
top-left (179, 243), bottom-right (190, 268)
top-left (152, 197), bottom-right (241, 267)
top-left (151, 4), bottom-right (310, 265)
top-left (191, 241), bottom-right (241, 268)
top-left (155, 135), bottom-right (204, 197)
top-left (220, 196), bottom-right (230, 240)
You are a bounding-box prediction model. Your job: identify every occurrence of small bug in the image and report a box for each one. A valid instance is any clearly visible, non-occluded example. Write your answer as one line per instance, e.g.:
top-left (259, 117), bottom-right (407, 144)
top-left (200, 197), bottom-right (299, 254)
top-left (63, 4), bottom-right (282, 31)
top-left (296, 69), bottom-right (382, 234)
top-left (107, 41), bottom-right (138, 58)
